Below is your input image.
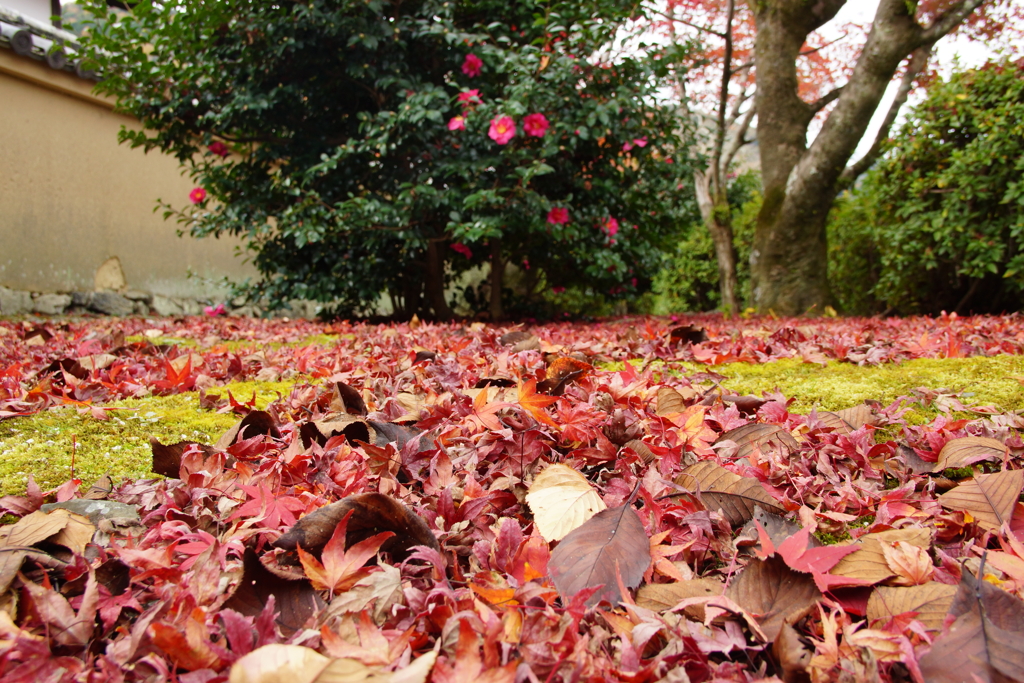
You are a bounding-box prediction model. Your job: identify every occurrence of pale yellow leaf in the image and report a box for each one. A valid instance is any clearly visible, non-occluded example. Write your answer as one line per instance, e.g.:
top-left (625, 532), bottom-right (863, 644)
top-left (229, 644), bottom-right (330, 683)
top-left (525, 464), bottom-right (606, 542)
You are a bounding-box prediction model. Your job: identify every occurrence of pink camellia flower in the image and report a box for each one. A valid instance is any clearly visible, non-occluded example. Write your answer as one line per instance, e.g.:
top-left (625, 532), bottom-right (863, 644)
top-left (602, 216), bottom-right (619, 237)
top-left (450, 242), bottom-right (473, 258)
top-left (462, 53), bottom-right (483, 77)
top-left (623, 136), bottom-right (648, 152)
top-left (207, 141), bottom-right (230, 158)
top-left (189, 188), bottom-right (207, 204)
top-left (488, 115), bottom-right (516, 145)
top-left (547, 207), bottom-right (570, 225)
top-left (457, 89), bottom-right (482, 107)
top-left (552, 286), bottom-right (566, 294)
top-left (522, 258), bottom-right (530, 270)
top-left (204, 303), bottom-right (226, 316)
top-left (448, 115), bottom-right (466, 131)
top-left (523, 113), bottom-right (549, 138)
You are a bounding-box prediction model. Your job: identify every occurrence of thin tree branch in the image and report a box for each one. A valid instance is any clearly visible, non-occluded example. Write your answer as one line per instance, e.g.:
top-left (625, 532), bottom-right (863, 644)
top-left (808, 85), bottom-right (844, 114)
top-left (799, 32), bottom-right (848, 59)
top-left (709, 0), bottom-right (736, 199)
top-left (724, 88), bottom-right (752, 129)
top-left (838, 43), bottom-right (933, 189)
top-left (921, 0), bottom-right (986, 43)
top-left (723, 102), bottom-right (757, 173)
top-left (649, 8), bottom-right (728, 39)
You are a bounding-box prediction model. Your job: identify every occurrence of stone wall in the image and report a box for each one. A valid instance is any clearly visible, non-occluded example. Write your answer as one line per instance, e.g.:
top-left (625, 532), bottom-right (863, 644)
top-left (0, 285), bottom-right (320, 319)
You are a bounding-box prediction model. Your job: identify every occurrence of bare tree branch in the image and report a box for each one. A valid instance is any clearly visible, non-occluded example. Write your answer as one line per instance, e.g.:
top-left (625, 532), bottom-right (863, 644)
top-left (838, 43), bottom-right (933, 189)
top-left (808, 86), bottom-right (844, 114)
top-left (723, 102), bottom-right (757, 173)
top-left (709, 0), bottom-right (736, 199)
top-left (648, 8), bottom-right (728, 39)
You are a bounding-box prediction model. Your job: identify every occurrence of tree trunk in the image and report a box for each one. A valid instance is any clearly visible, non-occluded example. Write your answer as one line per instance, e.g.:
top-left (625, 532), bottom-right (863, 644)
top-left (489, 238), bottom-right (504, 321)
top-left (695, 170), bottom-right (740, 313)
top-left (423, 241), bottom-right (453, 321)
top-left (748, 0), bottom-right (984, 316)
top-left (750, 183), bottom-right (834, 315)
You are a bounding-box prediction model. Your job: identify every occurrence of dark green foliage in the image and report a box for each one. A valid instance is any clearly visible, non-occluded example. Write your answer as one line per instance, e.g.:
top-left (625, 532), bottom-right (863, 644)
top-left (828, 60), bottom-right (1024, 315)
top-left (79, 0), bottom-right (698, 318)
top-left (651, 172), bottom-right (759, 313)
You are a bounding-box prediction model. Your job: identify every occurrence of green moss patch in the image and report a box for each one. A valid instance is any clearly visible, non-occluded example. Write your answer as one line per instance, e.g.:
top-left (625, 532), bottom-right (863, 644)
top-left (0, 379), bottom-right (301, 497)
top-left (715, 355), bottom-right (1024, 414)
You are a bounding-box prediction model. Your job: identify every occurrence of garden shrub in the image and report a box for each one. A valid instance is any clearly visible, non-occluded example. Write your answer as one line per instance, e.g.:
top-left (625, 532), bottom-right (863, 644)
top-left (827, 59), bottom-right (1024, 315)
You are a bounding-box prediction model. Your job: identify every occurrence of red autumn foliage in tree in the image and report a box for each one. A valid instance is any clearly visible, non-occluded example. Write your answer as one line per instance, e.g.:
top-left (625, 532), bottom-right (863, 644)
top-left (655, 0), bottom-right (1024, 316)
top-left (2, 313), bottom-right (1024, 681)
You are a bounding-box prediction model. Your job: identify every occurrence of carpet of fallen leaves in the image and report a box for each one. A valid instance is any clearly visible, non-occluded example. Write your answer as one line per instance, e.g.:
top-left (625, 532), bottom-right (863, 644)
top-left (2, 312), bottom-right (1024, 683)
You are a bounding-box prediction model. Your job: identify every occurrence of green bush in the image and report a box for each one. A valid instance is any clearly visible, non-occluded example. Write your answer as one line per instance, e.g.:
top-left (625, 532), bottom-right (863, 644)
top-left (80, 0), bottom-right (699, 320)
top-left (650, 172), bottom-right (760, 314)
top-left (827, 60), bottom-right (1024, 315)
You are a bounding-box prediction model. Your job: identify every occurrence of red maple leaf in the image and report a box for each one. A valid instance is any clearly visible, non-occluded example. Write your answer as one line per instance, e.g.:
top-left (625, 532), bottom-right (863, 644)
top-left (518, 379), bottom-right (560, 430)
top-left (774, 526), bottom-right (866, 592)
top-left (297, 510), bottom-right (393, 596)
top-left (466, 386), bottom-right (511, 432)
top-left (229, 482), bottom-right (307, 530)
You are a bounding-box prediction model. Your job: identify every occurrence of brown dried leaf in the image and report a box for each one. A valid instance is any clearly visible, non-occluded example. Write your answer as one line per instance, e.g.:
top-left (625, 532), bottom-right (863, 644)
top-left (918, 567), bottom-right (1024, 683)
top-left (669, 325), bottom-right (708, 345)
top-left (228, 644), bottom-right (331, 683)
top-left (311, 414), bottom-right (372, 445)
top-left (526, 463), bottom-right (607, 541)
top-left (150, 438), bottom-right (219, 478)
top-left (48, 512), bottom-right (95, 555)
top-left (866, 583), bottom-right (957, 632)
top-left (656, 386), bottom-right (687, 416)
top-left (225, 548), bottom-right (325, 635)
top-left (549, 504), bottom-right (651, 607)
top-left (936, 436), bottom-right (1008, 471)
top-left (726, 555), bottom-right (821, 641)
top-left (834, 403), bottom-right (878, 430)
top-left (623, 439), bottom-right (656, 464)
top-left (214, 410), bottom-right (282, 450)
top-left (0, 509), bottom-right (74, 547)
top-left (815, 411), bottom-right (854, 435)
top-left (716, 423), bottom-right (799, 461)
top-left (83, 474), bottom-right (113, 500)
top-left (674, 461), bottom-right (786, 526)
top-left (274, 493), bottom-right (438, 560)
top-left (773, 622), bottom-right (813, 683)
top-left (830, 528), bottom-right (931, 585)
top-left (635, 578), bottom-right (723, 621)
top-left (938, 469), bottom-right (1024, 532)
top-left (329, 381), bottom-right (367, 416)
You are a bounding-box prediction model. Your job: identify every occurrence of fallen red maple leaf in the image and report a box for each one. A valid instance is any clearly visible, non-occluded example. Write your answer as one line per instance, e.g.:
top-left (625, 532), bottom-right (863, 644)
top-left (517, 378), bottom-right (560, 431)
top-left (297, 510), bottom-right (394, 596)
